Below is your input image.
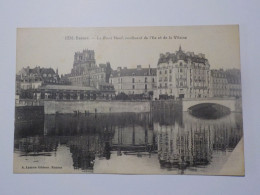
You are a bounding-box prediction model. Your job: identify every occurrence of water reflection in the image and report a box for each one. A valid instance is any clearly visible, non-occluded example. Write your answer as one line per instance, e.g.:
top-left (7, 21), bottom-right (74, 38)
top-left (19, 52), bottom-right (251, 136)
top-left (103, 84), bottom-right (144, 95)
top-left (14, 111), bottom-right (243, 174)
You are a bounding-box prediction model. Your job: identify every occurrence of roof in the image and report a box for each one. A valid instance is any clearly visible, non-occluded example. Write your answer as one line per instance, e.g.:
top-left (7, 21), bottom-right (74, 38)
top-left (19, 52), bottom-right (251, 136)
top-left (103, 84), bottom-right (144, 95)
top-left (111, 68), bottom-right (157, 77)
top-left (99, 63), bottom-right (107, 68)
top-left (41, 85), bottom-right (97, 91)
top-left (158, 48), bottom-right (208, 65)
top-left (40, 68), bottom-right (55, 75)
top-left (211, 69), bottom-right (241, 84)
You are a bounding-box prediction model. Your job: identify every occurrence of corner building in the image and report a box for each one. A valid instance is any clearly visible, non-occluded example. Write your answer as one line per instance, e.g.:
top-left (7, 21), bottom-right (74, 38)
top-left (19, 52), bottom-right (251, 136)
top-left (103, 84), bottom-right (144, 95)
top-left (156, 46), bottom-right (211, 99)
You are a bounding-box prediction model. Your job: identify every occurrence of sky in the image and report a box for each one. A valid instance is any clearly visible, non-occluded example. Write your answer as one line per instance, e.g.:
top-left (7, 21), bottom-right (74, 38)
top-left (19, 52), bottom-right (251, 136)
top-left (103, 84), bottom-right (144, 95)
top-left (16, 25), bottom-right (241, 75)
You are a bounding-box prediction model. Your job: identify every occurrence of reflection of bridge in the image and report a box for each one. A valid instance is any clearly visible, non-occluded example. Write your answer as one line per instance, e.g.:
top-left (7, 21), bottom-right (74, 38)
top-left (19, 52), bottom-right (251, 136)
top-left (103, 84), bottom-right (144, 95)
top-left (182, 97), bottom-right (237, 112)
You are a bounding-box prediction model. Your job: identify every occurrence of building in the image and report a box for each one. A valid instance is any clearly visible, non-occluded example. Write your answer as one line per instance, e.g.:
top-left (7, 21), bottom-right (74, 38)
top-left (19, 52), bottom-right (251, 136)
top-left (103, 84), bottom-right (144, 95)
top-left (210, 68), bottom-right (241, 98)
top-left (110, 65), bottom-right (157, 96)
top-left (156, 46), bottom-right (211, 99)
top-left (38, 85), bottom-right (99, 100)
top-left (18, 66), bottom-right (60, 90)
top-left (67, 49), bottom-right (112, 88)
top-left (226, 69), bottom-right (242, 97)
top-left (67, 49), bottom-right (115, 98)
top-left (210, 69), bottom-right (229, 97)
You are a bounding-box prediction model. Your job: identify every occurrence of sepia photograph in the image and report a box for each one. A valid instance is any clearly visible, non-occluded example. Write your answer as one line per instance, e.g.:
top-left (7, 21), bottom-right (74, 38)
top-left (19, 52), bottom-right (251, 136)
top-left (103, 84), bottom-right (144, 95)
top-left (14, 25), bottom-right (244, 175)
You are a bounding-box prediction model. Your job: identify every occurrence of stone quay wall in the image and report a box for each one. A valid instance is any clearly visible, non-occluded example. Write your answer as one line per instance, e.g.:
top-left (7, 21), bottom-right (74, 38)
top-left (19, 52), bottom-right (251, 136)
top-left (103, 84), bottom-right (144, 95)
top-left (44, 100), bottom-right (151, 114)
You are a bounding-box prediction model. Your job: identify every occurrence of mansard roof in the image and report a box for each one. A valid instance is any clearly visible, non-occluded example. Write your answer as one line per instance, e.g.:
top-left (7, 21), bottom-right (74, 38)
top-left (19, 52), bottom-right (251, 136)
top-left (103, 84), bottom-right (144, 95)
top-left (40, 68), bottom-right (55, 75)
top-left (158, 48), bottom-right (208, 65)
top-left (111, 67), bottom-right (157, 77)
top-left (211, 68), bottom-right (241, 84)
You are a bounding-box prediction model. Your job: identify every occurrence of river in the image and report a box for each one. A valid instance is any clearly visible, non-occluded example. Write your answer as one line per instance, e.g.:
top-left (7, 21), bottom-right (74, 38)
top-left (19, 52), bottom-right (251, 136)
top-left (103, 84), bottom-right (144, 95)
top-left (14, 110), bottom-right (243, 175)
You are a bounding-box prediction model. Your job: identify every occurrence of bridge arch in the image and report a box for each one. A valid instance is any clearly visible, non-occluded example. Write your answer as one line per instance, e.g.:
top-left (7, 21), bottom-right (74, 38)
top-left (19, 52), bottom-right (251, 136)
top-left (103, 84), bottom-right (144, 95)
top-left (182, 98), bottom-right (237, 112)
top-left (187, 103), bottom-right (231, 119)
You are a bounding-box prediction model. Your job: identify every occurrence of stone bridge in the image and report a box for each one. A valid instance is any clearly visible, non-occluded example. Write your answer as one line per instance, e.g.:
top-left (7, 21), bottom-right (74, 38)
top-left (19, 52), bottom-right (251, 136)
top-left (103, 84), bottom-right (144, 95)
top-left (182, 97), bottom-right (238, 112)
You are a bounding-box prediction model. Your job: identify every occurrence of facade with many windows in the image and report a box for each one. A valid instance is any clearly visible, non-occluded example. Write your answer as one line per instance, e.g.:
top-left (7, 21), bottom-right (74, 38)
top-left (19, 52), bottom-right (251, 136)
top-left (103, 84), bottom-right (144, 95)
top-left (110, 65), bottom-right (157, 96)
top-left (210, 68), bottom-right (241, 98)
top-left (156, 46), bottom-right (211, 99)
top-left (210, 69), bottom-right (229, 97)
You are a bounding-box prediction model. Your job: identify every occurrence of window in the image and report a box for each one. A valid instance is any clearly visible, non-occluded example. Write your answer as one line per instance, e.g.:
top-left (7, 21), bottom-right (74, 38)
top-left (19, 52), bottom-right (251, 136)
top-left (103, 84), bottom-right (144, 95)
top-left (165, 83), bottom-right (167, 87)
top-left (180, 68), bottom-right (183, 73)
top-left (180, 82), bottom-right (183, 86)
top-left (145, 77), bottom-right (147, 83)
top-left (132, 85), bottom-right (135, 89)
top-left (152, 78), bottom-right (155, 83)
top-left (159, 71), bottom-right (162, 74)
top-left (145, 84), bottom-right (147, 90)
top-left (169, 69), bottom-right (172, 73)
top-left (132, 78), bottom-right (135, 83)
top-left (165, 70), bottom-right (167, 74)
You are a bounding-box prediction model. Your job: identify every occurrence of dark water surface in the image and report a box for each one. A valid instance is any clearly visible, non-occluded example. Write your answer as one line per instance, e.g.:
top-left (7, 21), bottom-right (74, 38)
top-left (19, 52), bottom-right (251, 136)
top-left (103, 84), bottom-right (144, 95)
top-left (14, 110), bottom-right (243, 174)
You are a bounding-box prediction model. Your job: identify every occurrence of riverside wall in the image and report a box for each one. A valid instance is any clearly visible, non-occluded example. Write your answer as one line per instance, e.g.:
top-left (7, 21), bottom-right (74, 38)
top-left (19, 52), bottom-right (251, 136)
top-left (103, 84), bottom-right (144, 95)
top-left (44, 100), bottom-right (151, 114)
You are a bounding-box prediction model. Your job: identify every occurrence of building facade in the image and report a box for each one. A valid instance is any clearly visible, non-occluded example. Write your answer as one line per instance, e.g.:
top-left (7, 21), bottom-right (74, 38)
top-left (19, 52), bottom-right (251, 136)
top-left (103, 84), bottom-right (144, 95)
top-left (210, 69), bottom-right (229, 97)
top-left (68, 49), bottom-right (112, 88)
top-left (210, 68), bottom-right (241, 98)
top-left (17, 66), bottom-right (60, 91)
top-left (156, 46), bottom-right (211, 100)
top-left (67, 49), bottom-right (115, 97)
top-left (109, 65), bottom-right (157, 96)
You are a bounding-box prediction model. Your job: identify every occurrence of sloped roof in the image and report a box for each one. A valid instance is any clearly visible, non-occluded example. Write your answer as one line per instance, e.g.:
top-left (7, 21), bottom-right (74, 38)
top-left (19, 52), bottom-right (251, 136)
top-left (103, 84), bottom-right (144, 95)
top-left (41, 85), bottom-right (97, 91)
top-left (111, 68), bottom-right (156, 77)
top-left (40, 68), bottom-right (55, 75)
top-left (158, 48), bottom-right (208, 65)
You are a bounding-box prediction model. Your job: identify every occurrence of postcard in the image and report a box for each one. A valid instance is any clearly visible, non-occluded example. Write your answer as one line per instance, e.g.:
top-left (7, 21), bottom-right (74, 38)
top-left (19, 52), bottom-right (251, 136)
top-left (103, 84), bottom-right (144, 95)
top-left (14, 25), bottom-right (244, 175)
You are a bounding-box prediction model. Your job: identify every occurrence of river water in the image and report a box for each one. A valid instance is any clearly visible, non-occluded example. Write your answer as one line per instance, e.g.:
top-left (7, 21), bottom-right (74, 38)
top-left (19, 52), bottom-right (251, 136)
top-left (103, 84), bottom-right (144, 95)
top-left (14, 111), bottom-right (243, 174)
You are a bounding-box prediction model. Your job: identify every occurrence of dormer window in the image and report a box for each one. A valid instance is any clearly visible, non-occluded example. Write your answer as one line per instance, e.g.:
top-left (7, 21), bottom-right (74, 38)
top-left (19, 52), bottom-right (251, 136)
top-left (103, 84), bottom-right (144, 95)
top-left (132, 72), bottom-right (135, 76)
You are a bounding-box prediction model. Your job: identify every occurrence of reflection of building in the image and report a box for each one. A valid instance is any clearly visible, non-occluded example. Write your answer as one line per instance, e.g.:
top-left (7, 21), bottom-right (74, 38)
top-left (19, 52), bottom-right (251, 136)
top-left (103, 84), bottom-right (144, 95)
top-left (156, 46), bottom-right (211, 99)
top-left (210, 69), bottom-right (241, 97)
top-left (14, 137), bottom-right (58, 154)
top-left (154, 112), bottom-right (243, 170)
top-left (110, 65), bottom-right (157, 95)
top-left (155, 123), bottom-right (212, 169)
